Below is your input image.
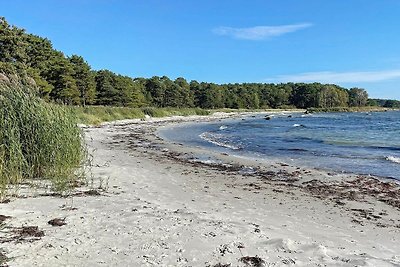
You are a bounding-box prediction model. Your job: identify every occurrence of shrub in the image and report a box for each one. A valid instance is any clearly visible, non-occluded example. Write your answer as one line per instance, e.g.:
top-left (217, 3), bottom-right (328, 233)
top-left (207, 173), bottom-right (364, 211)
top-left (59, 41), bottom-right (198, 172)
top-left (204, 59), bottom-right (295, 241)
top-left (0, 82), bottom-right (87, 198)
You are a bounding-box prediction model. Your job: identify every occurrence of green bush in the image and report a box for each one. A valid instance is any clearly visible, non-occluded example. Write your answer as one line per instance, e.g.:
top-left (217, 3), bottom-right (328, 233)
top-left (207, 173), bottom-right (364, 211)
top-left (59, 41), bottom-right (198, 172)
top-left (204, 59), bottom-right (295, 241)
top-left (0, 82), bottom-right (87, 197)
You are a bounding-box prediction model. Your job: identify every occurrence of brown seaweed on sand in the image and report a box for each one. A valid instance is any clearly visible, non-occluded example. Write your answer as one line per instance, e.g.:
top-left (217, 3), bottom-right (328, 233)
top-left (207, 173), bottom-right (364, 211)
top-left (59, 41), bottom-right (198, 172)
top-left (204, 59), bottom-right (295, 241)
top-left (239, 256), bottom-right (265, 267)
top-left (0, 215), bottom-right (11, 224)
top-left (48, 218), bottom-right (67, 227)
top-left (0, 226), bottom-right (44, 244)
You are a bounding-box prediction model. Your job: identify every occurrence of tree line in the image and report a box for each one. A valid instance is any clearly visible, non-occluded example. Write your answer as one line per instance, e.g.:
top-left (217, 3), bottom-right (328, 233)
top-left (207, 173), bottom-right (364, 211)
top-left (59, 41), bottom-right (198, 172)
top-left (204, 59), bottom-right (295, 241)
top-left (1, 17), bottom-right (399, 109)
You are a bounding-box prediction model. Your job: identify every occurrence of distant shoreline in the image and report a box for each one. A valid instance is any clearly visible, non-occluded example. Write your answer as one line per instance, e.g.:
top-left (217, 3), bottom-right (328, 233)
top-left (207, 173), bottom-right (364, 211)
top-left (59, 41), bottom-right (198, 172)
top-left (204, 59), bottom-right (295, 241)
top-left (74, 105), bottom-right (399, 127)
top-left (306, 106), bottom-right (398, 113)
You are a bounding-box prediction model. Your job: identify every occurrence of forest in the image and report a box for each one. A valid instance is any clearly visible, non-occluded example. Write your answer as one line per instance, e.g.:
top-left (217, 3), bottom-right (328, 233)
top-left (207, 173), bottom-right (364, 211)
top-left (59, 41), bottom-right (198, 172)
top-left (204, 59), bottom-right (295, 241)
top-left (1, 17), bottom-right (399, 110)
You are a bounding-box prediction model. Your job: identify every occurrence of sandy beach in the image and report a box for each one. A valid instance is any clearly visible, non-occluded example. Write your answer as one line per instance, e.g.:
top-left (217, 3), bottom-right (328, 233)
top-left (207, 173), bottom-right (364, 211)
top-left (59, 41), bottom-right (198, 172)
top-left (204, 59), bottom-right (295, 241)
top-left (1, 113), bottom-right (400, 267)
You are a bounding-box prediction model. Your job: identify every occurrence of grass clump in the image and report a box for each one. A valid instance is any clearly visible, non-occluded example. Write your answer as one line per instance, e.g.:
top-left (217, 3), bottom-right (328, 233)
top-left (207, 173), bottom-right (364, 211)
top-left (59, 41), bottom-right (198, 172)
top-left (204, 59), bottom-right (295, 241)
top-left (0, 82), bottom-right (87, 198)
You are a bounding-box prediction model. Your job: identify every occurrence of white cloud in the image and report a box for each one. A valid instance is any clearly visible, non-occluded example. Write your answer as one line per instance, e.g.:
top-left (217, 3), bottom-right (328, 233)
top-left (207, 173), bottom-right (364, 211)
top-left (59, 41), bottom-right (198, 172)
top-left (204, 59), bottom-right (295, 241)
top-left (213, 23), bottom-right (312, 40)
top-left (268, 70), bottom-right (400, 83)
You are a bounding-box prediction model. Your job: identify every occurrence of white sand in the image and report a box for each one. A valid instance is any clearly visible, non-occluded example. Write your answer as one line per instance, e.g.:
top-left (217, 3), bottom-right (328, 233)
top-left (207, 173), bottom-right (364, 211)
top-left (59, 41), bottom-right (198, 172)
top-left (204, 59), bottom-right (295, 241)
top-left (1, 113), bottom-right (400, 266)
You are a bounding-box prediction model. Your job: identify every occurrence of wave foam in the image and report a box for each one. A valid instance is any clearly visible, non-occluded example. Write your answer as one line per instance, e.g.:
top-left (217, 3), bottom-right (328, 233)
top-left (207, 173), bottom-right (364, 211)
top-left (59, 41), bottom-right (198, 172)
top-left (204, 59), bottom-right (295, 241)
top-left (386, 156), bottom-right (400, 164)
top-left (199, 132), bottom-right (241, 150)
top-left (219, 125), bottom-right (228, 130)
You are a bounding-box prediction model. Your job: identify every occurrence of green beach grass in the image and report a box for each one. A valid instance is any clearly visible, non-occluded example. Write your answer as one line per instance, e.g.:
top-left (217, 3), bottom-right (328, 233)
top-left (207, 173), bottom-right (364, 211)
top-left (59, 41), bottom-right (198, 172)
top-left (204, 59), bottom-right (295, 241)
top-left (71, 106), bottom-right (146, 125)
top-left (0, 82), bottom-right (87, 198)
top-left (71, 106), bottom-right (211, 125)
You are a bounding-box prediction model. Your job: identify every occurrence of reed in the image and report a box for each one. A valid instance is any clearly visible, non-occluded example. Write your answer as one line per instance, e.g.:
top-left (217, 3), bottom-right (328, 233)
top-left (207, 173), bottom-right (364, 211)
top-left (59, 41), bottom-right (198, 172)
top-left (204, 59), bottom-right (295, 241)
top-left (0, 82), bottom-right (87, 198)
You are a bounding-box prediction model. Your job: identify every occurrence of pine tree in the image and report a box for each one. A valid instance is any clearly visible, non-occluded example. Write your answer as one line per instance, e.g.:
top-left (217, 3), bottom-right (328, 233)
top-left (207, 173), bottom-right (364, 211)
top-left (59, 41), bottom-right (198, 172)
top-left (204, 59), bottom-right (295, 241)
top-left (69, 55), bottom-right (96, 105)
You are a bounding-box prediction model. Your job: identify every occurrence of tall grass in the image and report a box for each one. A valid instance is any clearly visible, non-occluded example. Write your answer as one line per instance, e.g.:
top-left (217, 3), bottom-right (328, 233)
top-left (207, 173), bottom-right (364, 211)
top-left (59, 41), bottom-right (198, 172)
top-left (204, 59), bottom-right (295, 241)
top-left (0, 82), bottom-right (87, 198)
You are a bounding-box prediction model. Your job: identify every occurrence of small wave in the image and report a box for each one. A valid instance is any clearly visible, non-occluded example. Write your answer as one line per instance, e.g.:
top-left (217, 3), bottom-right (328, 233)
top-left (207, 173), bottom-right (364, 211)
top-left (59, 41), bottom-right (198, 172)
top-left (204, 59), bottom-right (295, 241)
top-left (219, 125), bottom-right (228, 130)
top-left (199, 132), bottom-right (241, 150)
top-left (374, 146), bottom-right (400, 152)
top-left (293, 124), bottom-right (306, 128)
top-left (386, 156), bottom-right (400, 164)
top-left (279, 148), bottom-right (308, 152)
top-left (325, 141), bottom-right (400, 151)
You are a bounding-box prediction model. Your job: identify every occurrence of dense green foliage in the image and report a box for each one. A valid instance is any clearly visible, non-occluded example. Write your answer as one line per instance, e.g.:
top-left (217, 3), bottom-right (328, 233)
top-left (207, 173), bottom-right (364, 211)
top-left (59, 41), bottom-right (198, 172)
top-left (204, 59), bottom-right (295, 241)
top-left (0, 81), bottom-right (86, 197)
top-left (369, 98), bottom-right (400, 108)
top-left (0, 17), bottom-right (397, 111)
top-left (307, 106), bottom-right (391, 113)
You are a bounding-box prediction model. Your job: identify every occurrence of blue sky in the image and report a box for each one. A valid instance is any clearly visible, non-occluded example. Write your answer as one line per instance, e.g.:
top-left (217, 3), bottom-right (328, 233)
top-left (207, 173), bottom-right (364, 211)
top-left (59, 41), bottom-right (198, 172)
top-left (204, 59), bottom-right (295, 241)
top-left (2, 0), bottom-right (400, 99)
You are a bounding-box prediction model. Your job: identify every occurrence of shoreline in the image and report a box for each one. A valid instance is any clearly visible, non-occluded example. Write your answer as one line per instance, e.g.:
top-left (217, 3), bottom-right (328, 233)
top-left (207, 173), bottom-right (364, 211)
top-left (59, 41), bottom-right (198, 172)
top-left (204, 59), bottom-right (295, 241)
top-left (1, 112), bottom-right (399, 266)
top-left (156, 111), bottom-right (400, 183)
top-left (142, 113), bottom-right (400, 208)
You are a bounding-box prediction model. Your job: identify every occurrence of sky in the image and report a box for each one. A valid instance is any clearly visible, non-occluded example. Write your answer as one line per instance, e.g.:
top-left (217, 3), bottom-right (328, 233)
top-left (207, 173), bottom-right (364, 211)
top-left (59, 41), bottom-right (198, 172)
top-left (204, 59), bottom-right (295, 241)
top-left (2, 0), bottom-right (400, 99)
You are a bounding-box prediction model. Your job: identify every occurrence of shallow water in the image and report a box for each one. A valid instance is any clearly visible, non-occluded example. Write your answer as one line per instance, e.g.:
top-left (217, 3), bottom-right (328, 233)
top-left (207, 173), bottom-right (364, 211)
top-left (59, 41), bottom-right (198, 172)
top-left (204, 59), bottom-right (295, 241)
top-left (159, 111), bottom-right (400, 180)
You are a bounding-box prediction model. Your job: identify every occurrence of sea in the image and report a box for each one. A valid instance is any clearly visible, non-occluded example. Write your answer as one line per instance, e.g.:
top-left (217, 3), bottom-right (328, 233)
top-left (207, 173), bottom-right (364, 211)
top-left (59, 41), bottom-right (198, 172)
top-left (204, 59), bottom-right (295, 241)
top-left (159, 111), bottom-right (400, 180)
